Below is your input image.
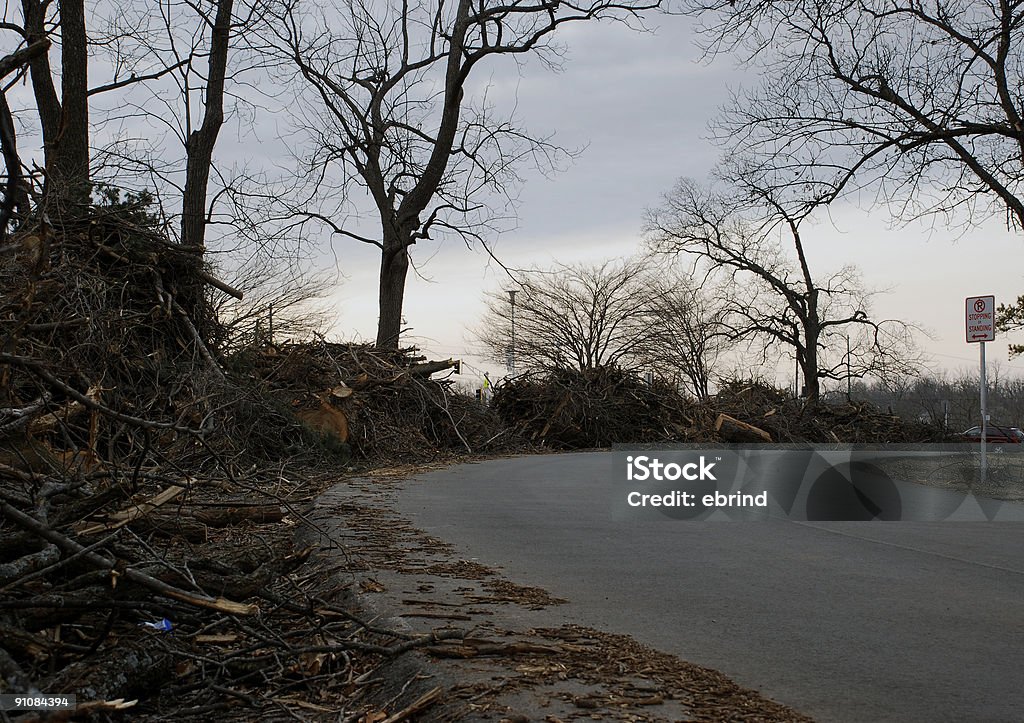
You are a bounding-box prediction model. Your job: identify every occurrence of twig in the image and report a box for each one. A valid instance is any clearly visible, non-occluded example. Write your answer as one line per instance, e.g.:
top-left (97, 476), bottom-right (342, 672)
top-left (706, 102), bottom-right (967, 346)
top-left (427, 380), bottom-right (472, 453)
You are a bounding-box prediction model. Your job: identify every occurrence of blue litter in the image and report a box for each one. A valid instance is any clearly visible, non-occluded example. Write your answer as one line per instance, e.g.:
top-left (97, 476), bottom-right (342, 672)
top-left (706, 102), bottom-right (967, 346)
top-left (141, 618), bottom-right (173, 632)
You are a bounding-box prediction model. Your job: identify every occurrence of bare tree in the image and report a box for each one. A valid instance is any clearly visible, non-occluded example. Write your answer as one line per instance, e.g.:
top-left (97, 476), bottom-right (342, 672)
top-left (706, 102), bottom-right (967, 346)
top-left (641, 267), bottom-right (729, 400)
top-left (646, 176), bottom-right (920, 401)
top-left (856, 368), bottom-right (1024, 431)
top-left (684, 1), bottom-right (1024, 230)
top-left (478, 260), bottom-right (662, 373)
top-left (87, 0), bottom-right (269, 256)
top-left (266, 0), bottom-right (657, 348)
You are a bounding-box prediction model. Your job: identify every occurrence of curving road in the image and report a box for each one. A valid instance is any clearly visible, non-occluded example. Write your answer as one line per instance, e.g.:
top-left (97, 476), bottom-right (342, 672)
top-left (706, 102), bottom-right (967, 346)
top-left (387, 452), bottom-right (1024, 723)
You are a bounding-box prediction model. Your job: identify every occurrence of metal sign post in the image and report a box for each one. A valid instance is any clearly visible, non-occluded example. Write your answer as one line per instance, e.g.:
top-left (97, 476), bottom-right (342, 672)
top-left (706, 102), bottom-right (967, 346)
top-left (966, 295), bottom-right (996, 481)
top-left (980, 340), bottom-right (988, 479)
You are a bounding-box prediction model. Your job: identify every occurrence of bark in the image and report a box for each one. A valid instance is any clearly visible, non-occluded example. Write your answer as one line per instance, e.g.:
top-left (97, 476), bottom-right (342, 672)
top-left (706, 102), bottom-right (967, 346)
top-left (801, 327), bottom-right (821, 401)
top-left (0, 643), bottom-right (35, 693)
top-left (0, 41), bottom-right (53, 232)
top-left (20, 0), bottom-right (61, 172)
top-left (53, 0), bottom-right (89, 204)
top-left (376, 237), bottom-right (411, 348)
top-left (180, 0), bottom-right (233, 252)
top-left (127, 506), bottom-right (286, 543)
top-left (45, 637), bottom-right (173, 702)
top-left (21, 0), bottom-right (89, 207)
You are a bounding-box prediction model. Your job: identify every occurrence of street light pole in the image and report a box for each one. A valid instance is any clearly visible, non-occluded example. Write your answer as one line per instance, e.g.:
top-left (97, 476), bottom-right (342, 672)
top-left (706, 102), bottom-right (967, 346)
top-left (846, 335), bottom-right (852, 401)
top-left (508, 290), bottom-right (517, 375)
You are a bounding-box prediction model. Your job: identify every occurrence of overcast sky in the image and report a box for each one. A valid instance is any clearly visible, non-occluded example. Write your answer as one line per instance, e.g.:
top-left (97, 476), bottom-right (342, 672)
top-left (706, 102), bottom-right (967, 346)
top-left (304, 15), bottom-right (1024, 385)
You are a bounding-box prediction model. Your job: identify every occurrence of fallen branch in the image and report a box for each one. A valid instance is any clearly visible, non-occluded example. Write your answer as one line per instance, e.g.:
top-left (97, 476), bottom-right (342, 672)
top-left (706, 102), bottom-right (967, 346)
top-left (0, 354), bottom-right (206, 434)
top-left (714, 413), bottom-right (772, 443)
top-left (74, 484), bottom-right (186, 536)
top-left (1, 502), bottom-right (258, 615)
top-left (407, 359), bottom-right (458, 377)
top-left (425, 639), bottom-right (561, 658)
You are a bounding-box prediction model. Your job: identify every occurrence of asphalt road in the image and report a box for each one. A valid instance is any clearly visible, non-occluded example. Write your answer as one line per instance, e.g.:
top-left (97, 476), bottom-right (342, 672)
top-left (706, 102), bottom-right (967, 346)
top-left (388, 452), bottom-right (1024, 723)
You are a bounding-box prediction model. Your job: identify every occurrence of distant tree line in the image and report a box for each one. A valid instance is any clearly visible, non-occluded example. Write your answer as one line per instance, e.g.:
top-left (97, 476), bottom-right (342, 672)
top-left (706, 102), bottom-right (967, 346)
top-left (850, 370), bottom-right (1024, 433)
top-left (477, 252), bottom-right (920, 403)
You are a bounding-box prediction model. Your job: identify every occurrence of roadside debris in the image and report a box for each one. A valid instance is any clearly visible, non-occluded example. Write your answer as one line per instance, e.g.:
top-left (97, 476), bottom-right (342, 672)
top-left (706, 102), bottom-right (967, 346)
top-left (0, 206), bottom-right (489, 718)
top-left (492, 370), bottom-right (948, 448)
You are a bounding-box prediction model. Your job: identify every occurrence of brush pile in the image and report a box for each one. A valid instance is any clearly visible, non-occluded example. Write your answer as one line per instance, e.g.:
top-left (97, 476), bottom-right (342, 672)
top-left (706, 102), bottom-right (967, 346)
top-left (703, 380), bottom-right (948, 444)
top-left (493, 366), bottom-right (695, 448)
top-left (0, 202), bottom-right (481, 718)
top-left (492, 369), bottom-right (948, 448)
top-left (240, 341), bottom-right (522, 463)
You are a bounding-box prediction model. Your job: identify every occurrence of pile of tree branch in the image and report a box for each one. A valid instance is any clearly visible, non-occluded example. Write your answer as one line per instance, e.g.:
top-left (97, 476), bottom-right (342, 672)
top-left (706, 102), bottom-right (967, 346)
top-left (493, 367), bottom-right (697, 448)
top-left (704, 380), bottom-right (949, 444)
top-left (0, 205), bottom-right (469, 717)
top-left (241, 341), bottom-right (528, 463)
top-left (492, 369), bottom-right (949, 448)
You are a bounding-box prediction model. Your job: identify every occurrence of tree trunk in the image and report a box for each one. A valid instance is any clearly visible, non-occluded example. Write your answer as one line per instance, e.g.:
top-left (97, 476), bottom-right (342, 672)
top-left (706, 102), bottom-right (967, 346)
top-left (53, 0), bottom-right (89, 205)
top-left (20, 0), bottom-right (61, 170)
top-left (21, 0), bottom-right (89, 208)
top-left (802, 325), bottom-right (820, 402)
top-left (372, 0), bottom-right (471, 350)
top-left (0, 42), bottom-right (51, 230)
top-left (177, 0), bottom-right (233, 331)
top-left (180, 0), bottom-right (233, 252)
top-left (376, 239), bottom-right (410, 348)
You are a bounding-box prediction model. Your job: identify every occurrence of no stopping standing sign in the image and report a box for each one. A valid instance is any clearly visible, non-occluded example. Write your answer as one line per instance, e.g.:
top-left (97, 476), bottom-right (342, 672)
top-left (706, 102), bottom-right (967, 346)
top-left (966, 295), bottom-right (996, 343)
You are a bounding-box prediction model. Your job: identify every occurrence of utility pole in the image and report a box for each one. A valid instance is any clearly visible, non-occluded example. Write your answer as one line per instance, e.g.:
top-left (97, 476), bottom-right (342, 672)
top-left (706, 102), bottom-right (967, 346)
top-left (846, 335), bottom-right (852, 401)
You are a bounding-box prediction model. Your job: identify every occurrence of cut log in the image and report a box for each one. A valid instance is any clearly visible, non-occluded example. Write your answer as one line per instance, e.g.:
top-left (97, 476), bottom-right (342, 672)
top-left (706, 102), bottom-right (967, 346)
top-left (407, 358), bottom-right (459, 377)
top-left (714, 413), bottom-right (772, 443)
top-left (114, 505), bottom-right (285, 542)
top-left (44, 637), bottom-right (172, 703)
